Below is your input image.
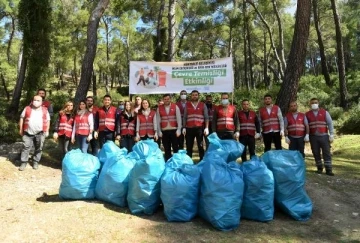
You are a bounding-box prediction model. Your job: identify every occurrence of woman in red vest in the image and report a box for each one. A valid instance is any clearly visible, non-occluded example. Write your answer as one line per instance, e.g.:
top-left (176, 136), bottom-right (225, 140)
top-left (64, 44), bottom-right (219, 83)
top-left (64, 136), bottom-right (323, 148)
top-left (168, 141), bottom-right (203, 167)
top-left (71, 100), bottom-right (94, 153)
top-left (136, 99), bottom-right (158, 141)
top-left (53, 101), bottom-right (74, 156)
top-left (117, 101), bottom-right (136, 152)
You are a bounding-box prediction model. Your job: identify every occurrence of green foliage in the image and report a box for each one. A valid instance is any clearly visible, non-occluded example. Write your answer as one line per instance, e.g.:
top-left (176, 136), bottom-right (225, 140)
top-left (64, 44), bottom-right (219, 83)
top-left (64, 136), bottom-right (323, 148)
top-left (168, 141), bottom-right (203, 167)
top-left (0, 115), bottom-right (19, 143)
top-left (328, 106), bottom-right (344, 121)
top-left (338, 105), bottom-right (360, 134)
top-left (50, 91), bottom-right (73, 114)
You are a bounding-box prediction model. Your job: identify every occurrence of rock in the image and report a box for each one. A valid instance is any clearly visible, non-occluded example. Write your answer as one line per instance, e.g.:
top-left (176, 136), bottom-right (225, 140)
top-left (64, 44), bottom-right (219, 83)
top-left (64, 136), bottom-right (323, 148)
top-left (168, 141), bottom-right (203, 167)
top-left (333, 220), bottom-right (339, 223)
top-left (352, 212), bottom-right (359, 217)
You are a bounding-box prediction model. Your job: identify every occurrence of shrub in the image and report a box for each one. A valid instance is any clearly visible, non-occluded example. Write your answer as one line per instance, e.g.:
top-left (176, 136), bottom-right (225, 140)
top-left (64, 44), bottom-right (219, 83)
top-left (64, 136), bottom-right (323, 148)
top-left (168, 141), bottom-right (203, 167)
top-left (337, 105), bottom-right (360, 134)
top-left (0, 115), bottom-right (19, 144)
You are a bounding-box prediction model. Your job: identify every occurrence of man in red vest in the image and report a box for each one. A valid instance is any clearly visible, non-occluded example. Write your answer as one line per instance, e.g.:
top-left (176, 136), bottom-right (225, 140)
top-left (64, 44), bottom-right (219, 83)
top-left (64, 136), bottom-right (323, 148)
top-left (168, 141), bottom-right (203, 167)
top-left (94, 95), bottom-right (119, 149)
top-left (205, 94), bottom-right (217, 149)
top-left (306, 98), bottom-right (335, 176)
top-left (157, 94), bottom-right (182, 161)
top-left (258, 94), bottom-right (284, 152)
top-left (284, 101), bottom-right (310, 158)
top-left (37, 88), bottom-right (53, 117)
top-left (86, 96), bottom-right (100, 155)
top-left (176, 90), bottom-right (188, 149)
top-left (238, 99), bottom-right (261, 162)
top-left (18, 95), bottom-right (50, 171)
top-left (212, 93), bottom-right (240, 140)
top-left (182, 90), bottom-right (209, 161)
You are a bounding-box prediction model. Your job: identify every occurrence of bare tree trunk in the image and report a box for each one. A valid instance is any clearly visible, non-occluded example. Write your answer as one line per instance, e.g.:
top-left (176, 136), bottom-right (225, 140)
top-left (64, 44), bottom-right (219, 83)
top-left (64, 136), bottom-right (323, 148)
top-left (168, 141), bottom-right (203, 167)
top-left (243, 0), bottom-right (249, 89)
top-left (330, 0), bottom-right (349, 109)
top-left (271, 0), bottom-right (286, 72)
top-left (276, 0), bottom-right (311, 114)
top-left (154, 0), bottom-right (165, 61)
top-left (263, 31), bottom-right (270, 88)
top-left (1, 73), bottom-right (10, 101)
top-left (92, 69), bottom-right (97, 98)
top-left (313, 0), bottom-right (332, 87)
top-left (7, 15), bottom-right (15, 63)
top-left (168, 0), bottom-right (177, 61)
top-left (74, 0), bottom-right (109, 104)
top-left (246, 17), bottom-right (254, 89)
top-left (73, 54), bottom-right (78, 85)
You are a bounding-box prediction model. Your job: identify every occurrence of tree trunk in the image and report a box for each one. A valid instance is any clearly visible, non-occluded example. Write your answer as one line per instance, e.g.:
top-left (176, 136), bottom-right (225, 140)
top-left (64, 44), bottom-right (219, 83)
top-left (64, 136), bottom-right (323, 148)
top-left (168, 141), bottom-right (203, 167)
top-left (154, 0), bottom-right (165, 61)
top-left (246, 16), bottom-right (254, 89)
top-left (92, 70), bottom-right (97, 98)
top-left (1, 73), bottom-right (10, 101)
top-left (276, 0), bottom-right (311, 114)
top-left (271, 0), bottom-right (286, 73)
top-left (74, 0), bottom-right (109, 104)
top-left (168, 0), bottom-right (177, 62)
top-left (7, 14), bottom-right (15, 63)
top-left (263, 31), bottom-right (270, 88)
top-left (312, 0), bottom-right (332, 87)
top-left (330, 0), bottom-right (349, 109)
top-left (73, 54), bottom-right (78, 85)
top-left (243, 0), bottom-right (249, 89)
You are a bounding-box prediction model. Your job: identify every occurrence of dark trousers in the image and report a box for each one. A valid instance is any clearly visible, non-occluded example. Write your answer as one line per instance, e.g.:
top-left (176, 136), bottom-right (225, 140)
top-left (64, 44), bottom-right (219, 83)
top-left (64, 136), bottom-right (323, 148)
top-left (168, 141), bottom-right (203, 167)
top-left (58, 135), bottom-right (71, 156)
top-left (309, 135), bottom-right (332, 170)
top-left (239, 135), bottom-right (256, 162)
top-left (288, 136), bottom-right (305, 158)
top-left (177, 133), bottom-right (185, 149)
top-left (98, 130), bottom-right (115, 149)
top-left (120, 135), bottom-right (135, 152)
top-left (204, 128), bottom-right (214, 150)
top-left (262, 131), bottom-right (282, 152)
top-left (162, 129), bottom-right (179, 162)
top-left (185, 127), bottom-right (204, 160)
top-left (217, 131), bottom-right (234, 140)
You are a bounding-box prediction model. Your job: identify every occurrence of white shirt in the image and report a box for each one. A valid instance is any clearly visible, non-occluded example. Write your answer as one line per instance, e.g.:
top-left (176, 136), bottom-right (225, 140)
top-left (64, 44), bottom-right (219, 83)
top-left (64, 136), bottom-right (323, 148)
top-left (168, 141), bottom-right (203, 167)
top-left (21, 106), bottom-right (50, 135)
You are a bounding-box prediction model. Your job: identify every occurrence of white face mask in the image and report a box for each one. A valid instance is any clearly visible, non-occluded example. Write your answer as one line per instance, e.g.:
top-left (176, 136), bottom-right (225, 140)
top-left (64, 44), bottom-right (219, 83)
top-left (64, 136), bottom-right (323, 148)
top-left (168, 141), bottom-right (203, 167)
top-left (32, 100), bottom-right (42, 108)
top-left (180, 95), bottom-right (187, 100)
top-left (221, 99), bottom-right (229, 105)
top-left (311, 104), bottom-right (319, 110)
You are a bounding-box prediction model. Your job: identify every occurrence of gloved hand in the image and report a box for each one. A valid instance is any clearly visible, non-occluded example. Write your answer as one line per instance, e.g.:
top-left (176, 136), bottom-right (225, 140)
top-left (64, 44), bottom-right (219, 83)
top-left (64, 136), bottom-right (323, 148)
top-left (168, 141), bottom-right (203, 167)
top-left (204, 128), bottom-right (209, 136)
top-left (53, 132), bottom-right (58, 141)
top-left (135, 134), bottom-right (140, 141)
top-left (87, 134), bottom-right (93, 142)
top-left (45, 131), bottom-right (49, 138)
top-left (115, 135), bottom-right (121, 140)
top-left (154, 133), bottom-right (158, 141)
top-left (176, 129), bottom-right (181, 137)
top-left (304, 134), bottom-right (309, 142)
top-left (158, 131), bottom-right (163, 138)
top-left (329, 135), bottom-right (334, 143)
top-left (182, 128), bottom-right (186, 136)
top-left (285, 136), bottom-right (290, 144)
top-left (280, 130), bottom-right (285, 137)
top-left (234, 132), bottom-right (240, 140)
top-left (254, 133), bottom-right (261, 139)
top-left (94, 131), bottom-right (98, 139)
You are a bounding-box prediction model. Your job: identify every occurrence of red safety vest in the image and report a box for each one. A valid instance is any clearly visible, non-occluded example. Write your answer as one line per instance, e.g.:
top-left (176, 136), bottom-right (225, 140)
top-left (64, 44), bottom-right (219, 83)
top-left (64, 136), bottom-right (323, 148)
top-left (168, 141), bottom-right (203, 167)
top-left (75, 112), bottom-right (91, 136)
top-left (89, 105), bottom-right (99, 115)
top-left (42, 100), bottom-right (51, 109)
top-left (216, 105), bottom-right (236, 131)
top-left (259, 105), bottom-right (280, 132)
top-left (159, 103), bottom-right (178, 129)
top-left (57, 113), bottom-right (74, 137)
top-left (185, 102), bottom-right (205, 127)
top-left (306, 109), bottom-right (328, 135)
top-left (286, 112), bottom-right (306, 136)
top-left (120, 113), bottom-right (136, 136)
top-left (23, 106), bottom-right (48, 132)
top-left (176, 101), bottom-right (187, 118)
top-left (98, 106), bottom-right (116, 131)
top-left (138, 110), bottom-right (156, 137)
top-left (208, 104), bottom-right (217, 122)
top-left (238, 110), bottom-right (256, 136)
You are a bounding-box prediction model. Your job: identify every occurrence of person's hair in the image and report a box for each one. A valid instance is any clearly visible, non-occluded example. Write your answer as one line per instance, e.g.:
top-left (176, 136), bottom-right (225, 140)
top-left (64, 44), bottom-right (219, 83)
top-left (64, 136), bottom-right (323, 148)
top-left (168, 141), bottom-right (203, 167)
top-left (264, 94), bottom-right (272, 99)
top-left (76, 100), bottom-right (89, 113)
top-left (310, 97), bottom-right (318, 102)
top-left (180, 90), bottom-right (187, 94)
top-left (103, 94), bottom-right (112, 100)
top-left (242, 99), bottom-right (249, 103)
top-left (123, 100), bottom-right (134, 115)
top-left (37, 88), bottom-right (46, 95)
top-left (59, 101), bottom-right (74, 116)
top-left (86, 96), bottom-right (94, 101)
top-left (139, 99), bottom-right (151, 113)
top-left (162, 94), bottom-right (171, 99)
top-left (118, 100), bottom-right (125, 105)
top-left (289, 101), bottom-right (297, 106)
top-left (221, 93), bottom-right (229, 98)
top-left (206, 94), bottom-right (212, 99)
top-left (191, 90), bottom-right (199, 95)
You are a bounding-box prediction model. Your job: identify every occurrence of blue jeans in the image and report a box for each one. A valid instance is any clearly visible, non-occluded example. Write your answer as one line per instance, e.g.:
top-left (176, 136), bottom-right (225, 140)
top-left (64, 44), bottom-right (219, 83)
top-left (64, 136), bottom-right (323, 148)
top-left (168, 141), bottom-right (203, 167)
top-left (76, 135), bottom-right (89, 153)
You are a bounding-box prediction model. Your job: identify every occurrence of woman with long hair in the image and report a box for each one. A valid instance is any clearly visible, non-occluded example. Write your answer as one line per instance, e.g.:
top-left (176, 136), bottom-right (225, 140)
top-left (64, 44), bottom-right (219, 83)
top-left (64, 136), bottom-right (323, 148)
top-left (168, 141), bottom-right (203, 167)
top-left (116, 101), bottom-right (136, 152)
top-left (71, 100), bottom-right (94, 153)
top-left (136, 99), bottom-right (158, 141)
top-left (53, 101), bottom-right (74, 156)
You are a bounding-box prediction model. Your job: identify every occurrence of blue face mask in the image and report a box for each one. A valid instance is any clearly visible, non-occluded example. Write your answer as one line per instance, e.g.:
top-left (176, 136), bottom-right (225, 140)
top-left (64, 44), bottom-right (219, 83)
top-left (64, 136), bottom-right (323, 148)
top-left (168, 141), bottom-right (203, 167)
top-left (119, 105), bottom-right (124, 110)
top-left (221, 99), bottom-right (229, 105)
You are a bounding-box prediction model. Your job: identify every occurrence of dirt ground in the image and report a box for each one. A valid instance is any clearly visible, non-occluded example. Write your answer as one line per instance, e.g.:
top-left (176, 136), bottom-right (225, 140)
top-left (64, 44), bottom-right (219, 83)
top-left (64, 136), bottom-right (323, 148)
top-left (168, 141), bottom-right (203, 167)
top-left (0, 148), bottom-right (359, 243)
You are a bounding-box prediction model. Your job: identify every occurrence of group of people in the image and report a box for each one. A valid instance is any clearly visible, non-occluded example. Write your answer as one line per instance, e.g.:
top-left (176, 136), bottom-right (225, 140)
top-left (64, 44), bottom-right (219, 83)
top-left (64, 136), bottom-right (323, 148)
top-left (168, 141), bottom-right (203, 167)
top-left (17, 89), bottom-right (335, 176)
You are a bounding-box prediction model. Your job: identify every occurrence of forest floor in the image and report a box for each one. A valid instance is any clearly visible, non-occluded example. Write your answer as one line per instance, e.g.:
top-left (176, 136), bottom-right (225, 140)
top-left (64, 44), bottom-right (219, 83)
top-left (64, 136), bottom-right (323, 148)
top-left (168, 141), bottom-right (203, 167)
top-left (0, 136), bottom-right (359, 243)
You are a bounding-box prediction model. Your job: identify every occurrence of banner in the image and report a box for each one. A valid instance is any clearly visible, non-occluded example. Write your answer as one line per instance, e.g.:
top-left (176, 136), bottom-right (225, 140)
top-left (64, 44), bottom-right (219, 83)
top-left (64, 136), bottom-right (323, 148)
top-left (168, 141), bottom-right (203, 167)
top-left (129, 57), bottom-right (233, 94)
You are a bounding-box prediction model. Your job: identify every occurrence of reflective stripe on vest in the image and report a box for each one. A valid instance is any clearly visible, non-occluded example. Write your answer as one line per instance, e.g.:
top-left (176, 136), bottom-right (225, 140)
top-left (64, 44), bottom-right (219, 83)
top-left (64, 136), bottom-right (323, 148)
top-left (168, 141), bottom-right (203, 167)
top-left (98, 106), bottom-right (116, 131)
top-left (159, 103), bottom-right (177, 129)
top-left (138, 110), bottom-right (156, 136)
top-left (216, 105), bottom-right (236, 131)
top-left (58, 114), bottom-right (74, 137)
top-left (238, 110), bottom-right (256, 136)
top-left (120, 114), bottom-right (135, 136)
top-left (260, 105), bottom-right (280, 132)
top-left (75, 112), bottom-right (91, 136)
top-left (23, 106), bottom-right (48, 132)
top-left (306, 109), bottom-right (328, 134)
top-left (286, 112), bottom-right (306, 136)
top-left (186, 102), bottom-right (205, 127)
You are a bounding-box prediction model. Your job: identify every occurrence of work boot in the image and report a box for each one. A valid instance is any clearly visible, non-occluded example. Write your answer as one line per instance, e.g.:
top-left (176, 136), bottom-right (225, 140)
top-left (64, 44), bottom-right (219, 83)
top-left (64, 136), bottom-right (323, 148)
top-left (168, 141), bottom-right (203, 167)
top-left (19, 162), bottom-right (27, 171)
top-left (316, 167), bottom-right (323, 174)
top-left (326, 170), bottom-right (334, 176)
top-left (33, 162), bottom-right (39, 170)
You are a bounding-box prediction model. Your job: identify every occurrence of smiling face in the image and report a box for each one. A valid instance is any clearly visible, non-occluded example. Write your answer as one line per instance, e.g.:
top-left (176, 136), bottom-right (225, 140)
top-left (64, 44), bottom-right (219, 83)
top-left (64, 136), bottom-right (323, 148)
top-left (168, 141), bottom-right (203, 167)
top-left (141, 100), bottom-right (149, 109)
top-left (103, 97), bottom-right (111, 107)
top-left (79, 101), bottom-right (86, 110)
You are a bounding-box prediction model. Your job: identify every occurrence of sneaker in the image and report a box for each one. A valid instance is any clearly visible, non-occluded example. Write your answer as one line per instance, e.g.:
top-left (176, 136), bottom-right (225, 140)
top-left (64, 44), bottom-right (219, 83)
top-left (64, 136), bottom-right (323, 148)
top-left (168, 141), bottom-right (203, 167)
top-left (326, 170), bottom-right (334, 176)
top-left (316, 168), bottom-right (323, 174)
top-left (19, 162), bottom-right (27, 171)
top-left (33, 162), bottom-right (39, 170)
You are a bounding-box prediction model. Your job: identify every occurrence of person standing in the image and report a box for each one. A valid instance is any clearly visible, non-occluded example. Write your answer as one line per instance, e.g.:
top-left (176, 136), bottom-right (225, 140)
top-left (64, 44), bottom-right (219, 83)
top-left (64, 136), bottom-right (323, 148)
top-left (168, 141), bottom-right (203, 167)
top-left (53, 101), bottom-right (74, 157)
top-left (37, 88), bottom-right (54, 117)
top-left (94, 95), bottom-right (118, 149)
top-left (134, 96), bottom-right (142, 114)
top-left (306, 98), bottom-right (335, 176)
top-left (157, 94), bottom-right (182, 161)
top-left (71, 101), bottom-right (94, 153)
top-left (238, 99), bottom-right (261, 162)
top-left (86, 96), bottom-right (99, 155)
top-left (136, 99), bottom-right (158, 141)
top-left (212, 93), bottom-right (240, 140)
top-left (176, 90), bottom-right (188, 149)
top-left (205, 94), bottom-right (217, 149)
top-left (18, 95), bottom-right (50, 171)
top-left (284, 101), bottom-right (310, 158)
top-left (182, 90), bottom-right (209, 161)
top-left (258, 94), bottom-right (284, 152)
top-left (116, 101), bottom-right (136, 152)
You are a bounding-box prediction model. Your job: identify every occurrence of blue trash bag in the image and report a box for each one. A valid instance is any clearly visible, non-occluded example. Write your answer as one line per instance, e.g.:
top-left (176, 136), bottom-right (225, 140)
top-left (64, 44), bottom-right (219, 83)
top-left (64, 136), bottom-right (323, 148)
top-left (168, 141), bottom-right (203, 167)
top-left (59, 149), bottom-right (100, 200)
top-left (207, 132), bottom-right (245, 162)
top-left (95, 149), bottom-right (138, 207)
top-left (240, 156), bottom-right (274, 222)
top-left (127, 140), bottom-right (165, 215)
top-left (262, 150), bottom-right (313, 221)
top-left (161, 150), bottom-right (200, 222)
top-left (198, 154), bottom-right (244, 231)
top-left (98, 141), bottom-right (121, 166)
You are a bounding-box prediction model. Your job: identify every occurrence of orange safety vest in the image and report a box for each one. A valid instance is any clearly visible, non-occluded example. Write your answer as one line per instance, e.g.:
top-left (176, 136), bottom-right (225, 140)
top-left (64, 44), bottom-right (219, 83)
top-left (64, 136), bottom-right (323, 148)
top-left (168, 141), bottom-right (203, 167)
top-left (98, 106), bottom-right (116, 131)
top-left (238, 110), bottom-right (256, 136)
top-left (259, 105), bottom-right (280, 132)
top-left (159, 103), bottom-right (178, 129)
top-left (185, 102), bottom-right (205, 128)
top-left (57, 113), bottom-right (74, 137)
top-left (306, 109), bottom-right (328, 135)
top-left (138, 110), bottom-right (156, 137)
top-left (75, 112), bottom-right (91, 136)
top-left (216, 105), bottom-right (236, 131)
top-left (23, 106), bottom-right (48, 132)
top-left (286, 112), bottom-right (306, 137)
top-left (120, 113), bottom-right (136, 136)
